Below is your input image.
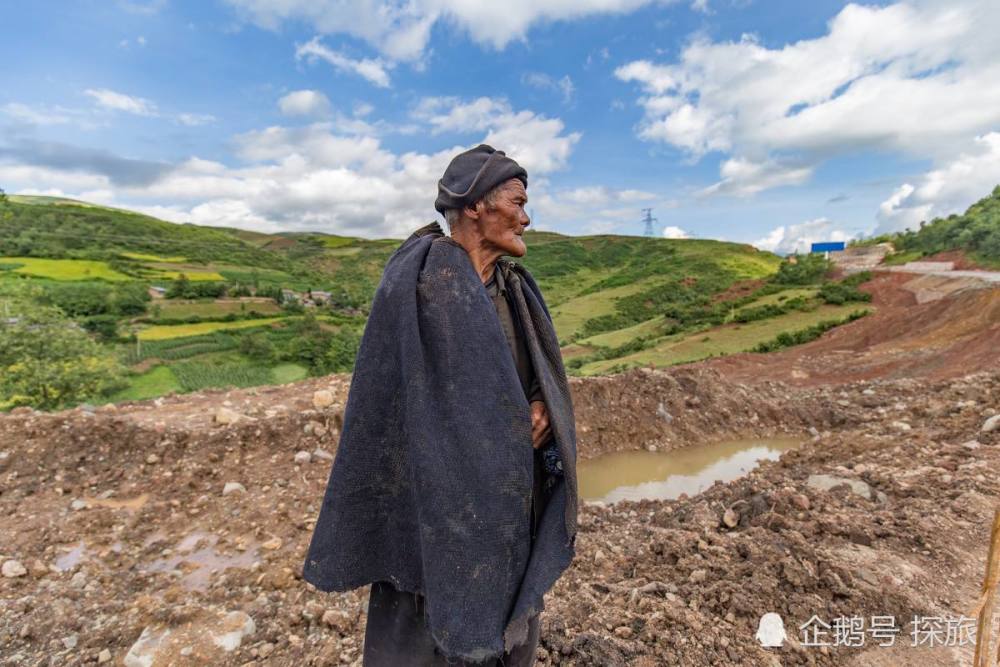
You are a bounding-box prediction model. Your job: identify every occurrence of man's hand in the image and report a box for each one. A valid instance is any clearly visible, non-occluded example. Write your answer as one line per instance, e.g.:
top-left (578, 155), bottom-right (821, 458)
top-left (530, 400), bottom-right (552, 449)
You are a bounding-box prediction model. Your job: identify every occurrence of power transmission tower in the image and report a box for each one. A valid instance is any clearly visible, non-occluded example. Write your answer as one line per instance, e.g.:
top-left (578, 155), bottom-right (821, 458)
top-left (641, 208), bottom-right (657, 237)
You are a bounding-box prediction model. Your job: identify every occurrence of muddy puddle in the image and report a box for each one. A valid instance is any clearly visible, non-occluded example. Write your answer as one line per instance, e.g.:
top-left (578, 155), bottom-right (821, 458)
top-left (579, 437), bottom-right (803, 503)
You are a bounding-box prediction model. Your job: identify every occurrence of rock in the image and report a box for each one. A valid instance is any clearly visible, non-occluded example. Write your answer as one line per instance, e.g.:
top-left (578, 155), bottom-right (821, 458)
top-left (890, 421), bottom-right (912, 432)
top-left (125, 611), bottom-right (254, 667)
top-left (983, 415), bottom-right (1000, 434)
top-left (307, 420), bottom-right (328, 438)
top-left (61, 635), bottom-right (78, 650)
top-left (689, 569), bottom-right (708, 584)
top-left (215, 407), bottom-right (242, 425)
top-left (313, 390), bottom-right (335, 409)
top-left (790, 494), bottom-right (810, 511)
top-left (29, 560), bottom-right (48, 578)
top-left (962, 440), bottom-right (982, 450)
top-left (722, 508), bottom-right (740, 529)
top-left (70, 499), bottom-right (88, 511)
top-left (145, 453), bottom-right (160, 464)
top-left (223, 482), bottom-right (246, 496)
top-left (258, 642), bottom-right (275, 658)
top-left (70, 571), bottom-right (87, 589)
top-left (313, 448), bottom-right (334, 461)
top-left (294, 451), bottom-right (312, 465)
top-left (98, 649), bottom-right (112, 663)
top-left (211, 612), bottom-right (255, 651)
top-left (2, 560), bottom-right (27, 578)
top-left (322, 609), bottom-right (355, 633)
top-left (645, 443), bottom-right (658, 453)
top-left (614, 626), bottom-right (633, 639)
top-left (594, 549), bottom-right (607, 564)
top-left (262, 537), bottom-right (283, 551)
top-left (807, 474), bottom-right (886, 503)
top-left (862, 389), bottom-right (875, 396)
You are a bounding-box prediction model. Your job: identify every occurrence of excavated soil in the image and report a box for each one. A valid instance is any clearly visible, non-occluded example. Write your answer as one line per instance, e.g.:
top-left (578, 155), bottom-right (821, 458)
top-left (1, 274), bottom-right (999, 667)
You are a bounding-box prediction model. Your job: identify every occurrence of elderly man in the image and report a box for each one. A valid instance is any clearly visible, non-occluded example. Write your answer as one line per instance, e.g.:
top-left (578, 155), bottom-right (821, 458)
top-left (303, 144), bottom-right (578, 666)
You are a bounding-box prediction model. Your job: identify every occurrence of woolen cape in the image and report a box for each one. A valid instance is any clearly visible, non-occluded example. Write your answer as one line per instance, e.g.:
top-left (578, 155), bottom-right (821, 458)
top-left (303, 221), bottom-right (578, 662)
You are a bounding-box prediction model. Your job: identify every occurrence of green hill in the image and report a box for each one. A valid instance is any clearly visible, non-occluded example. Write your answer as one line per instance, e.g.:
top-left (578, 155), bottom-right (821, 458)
top-left (853, 185), bottom-right (1000, 268)
top-left (0, 192), bottom-right (876, 409)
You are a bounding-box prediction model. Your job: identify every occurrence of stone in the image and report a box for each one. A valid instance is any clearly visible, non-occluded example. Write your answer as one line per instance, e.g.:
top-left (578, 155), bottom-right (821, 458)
top-left (70, 571), bottom-right (87, 588)
top-left (2, 560), bottom-right (27, 578)
top-left (790, 494), bottom-right (810, 511)
top-left (294, 451), bottom-right (312, 465)
top-left (962, 440), bottom-right (982, 450)
top-left (807, 474), bottom-right (886, 503)
top-left (211, 612), bottom-right (255, 651)
top-left (223, 482), bottom-right (246, 496)
top-left (890, 421), bottom-right (912, 432)
top-left (215, 407), bottom-right (242, 425)
top-left (70, 499), bottom-right (88, 511)
top-left (594, 549), bottom-right (607, 564)
top-left (146, 453), bottom-right (160, 464)
top-left (983, 415), bottom-right (1000, 434)
top-left (614, 626), bottom-right (633, 639)
top-left (98, 649), bottom-right (112, 663)
top-left (313, 448), bottom-right (334, 461)
top-left (61, 635), bottom-right (78, 650)
top-left (722, 508), bottom-right (739, 529)
top-left (262, 537), bottom-right (283, 551)
top-left (258, 642), bottom-right (275, 658)
top-left (689, 569), bottom-right (708, 584)
top-left (312, 390), bottom-right (335, 409)
top-left (322, 609), bottom-right (354, 633)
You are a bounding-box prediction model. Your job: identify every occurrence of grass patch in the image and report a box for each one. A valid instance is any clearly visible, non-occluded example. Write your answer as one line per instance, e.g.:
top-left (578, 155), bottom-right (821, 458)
top-left (271, 363), bottom-right (309, 384)
top-left (108, 365), bottom-right (181, 402)
top-left (577, 303), bottom-right (872, 375)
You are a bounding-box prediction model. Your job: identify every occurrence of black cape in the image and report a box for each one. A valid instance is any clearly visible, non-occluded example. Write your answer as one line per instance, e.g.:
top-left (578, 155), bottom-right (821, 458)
top-left (303, 222), bottom-right (578, 662)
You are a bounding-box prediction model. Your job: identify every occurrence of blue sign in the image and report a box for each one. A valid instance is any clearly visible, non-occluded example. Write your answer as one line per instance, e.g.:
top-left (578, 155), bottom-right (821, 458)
top-left (811, 241), bottom-right (846, 253)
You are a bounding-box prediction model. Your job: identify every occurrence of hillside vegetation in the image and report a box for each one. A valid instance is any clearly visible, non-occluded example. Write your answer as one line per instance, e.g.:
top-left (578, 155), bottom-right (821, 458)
top-left (0, 191), bottom-right (888, 409)
top-left (853, 184), bottom-right (1000, 268)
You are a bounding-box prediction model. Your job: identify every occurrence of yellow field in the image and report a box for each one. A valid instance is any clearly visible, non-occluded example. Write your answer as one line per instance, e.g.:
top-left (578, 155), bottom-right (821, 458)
top-left (137, 317), bottom-right (287, 341)
top-left (120, 252), bottom-right (187, 263)
top-left (0, 256), bottom-right (132, 281)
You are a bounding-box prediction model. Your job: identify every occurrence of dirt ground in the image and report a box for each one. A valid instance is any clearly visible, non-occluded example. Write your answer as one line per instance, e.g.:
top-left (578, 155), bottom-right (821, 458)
top-left (1, 272), bottom-right (999, 666)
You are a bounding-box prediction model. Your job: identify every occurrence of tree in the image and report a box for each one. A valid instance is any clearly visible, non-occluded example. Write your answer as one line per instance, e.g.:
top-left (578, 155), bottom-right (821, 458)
top-left (0, 187), bottom-right (7, 204)
top-left (0, 303), bottom-right (127, 410)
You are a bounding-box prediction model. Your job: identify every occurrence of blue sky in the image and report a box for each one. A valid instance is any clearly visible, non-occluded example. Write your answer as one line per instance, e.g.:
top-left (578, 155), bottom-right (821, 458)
top-left (2, 0), bottom-right (999, 253)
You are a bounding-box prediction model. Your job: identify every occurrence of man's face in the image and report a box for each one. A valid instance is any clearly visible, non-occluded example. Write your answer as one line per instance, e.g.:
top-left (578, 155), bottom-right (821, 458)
top-left (475, 178), bottom-right (530, 257)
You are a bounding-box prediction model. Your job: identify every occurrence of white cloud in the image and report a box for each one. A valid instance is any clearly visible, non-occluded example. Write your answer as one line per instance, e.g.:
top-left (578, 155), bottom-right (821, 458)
top-left (662, 225), bottom-right (689, 238)
top-left (616, 0), bottom-right (1000, 196)
top-left (295, 37), bottom-right (392, 88)
top-left (177, 112), bottom-right (216, 126)
top-left (752, 217), bottom-right (857, 255)
top-left (531, 185), bottom-right (658, 233)
top-left (85, 88), bottom-right (158, 116)
top-left (522, 72), bottom-right (575, 104)
top-left (876, 132), bottom-right (1000, 234)
top-left (412, 97), bottom-right (581, 174)
top-left (1, 99), bottom-right (582, 238)
top-left (2, 103), bottom-right (75, 126)
top-left (223, 0), bottom-right (693, 62)
top-left (698, 157), bottom-right (813, 197)
top-left (278, 90), bottom-right (332, 117)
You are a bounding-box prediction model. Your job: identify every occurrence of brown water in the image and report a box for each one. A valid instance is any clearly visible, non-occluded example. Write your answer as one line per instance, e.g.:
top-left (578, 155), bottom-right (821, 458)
top-left (578, 437), bottom-right (803, 503)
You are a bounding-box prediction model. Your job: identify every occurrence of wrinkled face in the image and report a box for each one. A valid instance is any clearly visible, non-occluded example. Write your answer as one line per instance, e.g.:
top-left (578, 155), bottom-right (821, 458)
top-left (473, 178), bottom-right (530, 257)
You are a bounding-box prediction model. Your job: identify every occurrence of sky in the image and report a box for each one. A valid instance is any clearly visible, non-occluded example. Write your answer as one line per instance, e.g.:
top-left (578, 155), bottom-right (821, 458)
top-left (2, 0), bottom-right (999, 254)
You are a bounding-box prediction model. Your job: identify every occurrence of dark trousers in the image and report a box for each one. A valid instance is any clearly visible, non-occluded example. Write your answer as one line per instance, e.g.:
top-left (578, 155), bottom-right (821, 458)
top-left (362, 582), bottom-right (541, 667)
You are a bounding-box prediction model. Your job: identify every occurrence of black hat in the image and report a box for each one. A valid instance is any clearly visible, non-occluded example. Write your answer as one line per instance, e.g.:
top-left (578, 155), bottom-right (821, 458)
top-left (434, 144), bottom-right (528, 215)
